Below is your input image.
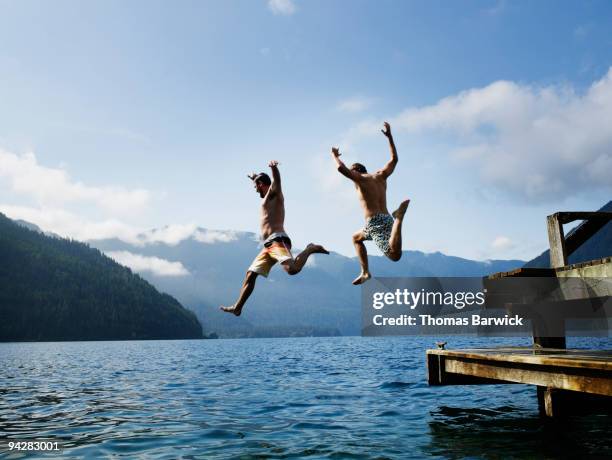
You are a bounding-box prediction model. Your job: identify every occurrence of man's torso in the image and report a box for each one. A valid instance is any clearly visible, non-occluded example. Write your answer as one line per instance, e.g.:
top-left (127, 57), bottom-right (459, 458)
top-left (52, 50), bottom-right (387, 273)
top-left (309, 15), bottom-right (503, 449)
top-left (260, 191), bottom-right (286, 240)
top-left (355, 173), bottom-right (389, 219)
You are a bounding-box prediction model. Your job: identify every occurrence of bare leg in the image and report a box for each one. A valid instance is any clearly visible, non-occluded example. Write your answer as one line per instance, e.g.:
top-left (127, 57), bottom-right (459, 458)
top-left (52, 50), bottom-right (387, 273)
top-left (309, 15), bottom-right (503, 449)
top-left (282, 243), bottom-right (329, 275)
top-left (387, 199), bottom-right (410, 262)
top-left (220, 270), bottom-right (258, 316)
top-left (352, 231), bottom-right (371, 285)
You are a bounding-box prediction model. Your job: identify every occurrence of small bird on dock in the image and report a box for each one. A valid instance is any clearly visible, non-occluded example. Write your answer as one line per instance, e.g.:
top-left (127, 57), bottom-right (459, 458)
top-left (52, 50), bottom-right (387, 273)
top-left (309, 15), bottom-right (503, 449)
top-left (436, 341), bottom-right (447, 350)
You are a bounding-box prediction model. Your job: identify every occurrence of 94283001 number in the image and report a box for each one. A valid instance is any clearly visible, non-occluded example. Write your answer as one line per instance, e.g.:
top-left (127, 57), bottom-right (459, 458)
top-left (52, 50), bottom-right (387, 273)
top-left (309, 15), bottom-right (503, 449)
top-left (6, 440), bottom-right (62, 452)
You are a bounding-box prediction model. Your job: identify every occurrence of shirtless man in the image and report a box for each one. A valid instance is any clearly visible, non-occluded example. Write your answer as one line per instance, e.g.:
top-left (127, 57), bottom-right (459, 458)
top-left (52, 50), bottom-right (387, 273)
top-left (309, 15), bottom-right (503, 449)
top-left (332, 122), bottom-right (410, 285)
top-left (221, 160), bottom-right (329, 316)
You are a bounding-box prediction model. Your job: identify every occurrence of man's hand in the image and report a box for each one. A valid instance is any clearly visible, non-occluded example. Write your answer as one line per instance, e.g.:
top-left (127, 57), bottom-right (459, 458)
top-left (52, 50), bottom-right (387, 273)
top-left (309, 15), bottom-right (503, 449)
top-left (268, 160), bottom-right (281, 192)
top-left (380, 121), bottom-right (398, 178)
top-left (381, 121), bottom-right (392, 138)
top-left (332, 146), bottom-right (359, 182)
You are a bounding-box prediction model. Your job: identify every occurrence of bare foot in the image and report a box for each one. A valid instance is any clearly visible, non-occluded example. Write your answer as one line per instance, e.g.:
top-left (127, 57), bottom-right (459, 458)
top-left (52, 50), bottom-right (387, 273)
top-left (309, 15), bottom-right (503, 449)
top-left (220, 305), bottom-right (242, 316)
top-left (392, 199), bottom-right (410, 220)
top-left (306, 243), bottom-right (330, 255)
top-left (352, 271), bottom-right (372, 285)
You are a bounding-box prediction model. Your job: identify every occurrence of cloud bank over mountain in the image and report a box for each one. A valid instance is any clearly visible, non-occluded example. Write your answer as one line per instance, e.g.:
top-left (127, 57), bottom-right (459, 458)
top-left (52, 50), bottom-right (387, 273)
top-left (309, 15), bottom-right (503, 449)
top-left (105, 251), bottom-right (190, 277)
top-left (89, 227), bottom-right (525, 338)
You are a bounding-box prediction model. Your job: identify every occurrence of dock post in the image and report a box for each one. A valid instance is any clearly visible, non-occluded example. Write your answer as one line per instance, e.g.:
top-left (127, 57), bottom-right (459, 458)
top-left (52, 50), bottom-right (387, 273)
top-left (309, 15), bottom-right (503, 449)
top-left (427, 353), bottom-right (444, 385)
top-left (547, 214), bottom-right (567, 269)
top-left (537, 386), bottom-right (561, 417)
top-left (544, 214), bottom-right (569, 349)
top-left (537, 385), bottom-right (585, 417)
top-left (537, 386), bottom-right (612, 417)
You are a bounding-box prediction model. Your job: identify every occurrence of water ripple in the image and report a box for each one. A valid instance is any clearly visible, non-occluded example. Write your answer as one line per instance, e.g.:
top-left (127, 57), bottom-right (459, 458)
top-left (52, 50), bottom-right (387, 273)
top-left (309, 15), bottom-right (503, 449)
top-left (1, 336), bottom-right (611, 459)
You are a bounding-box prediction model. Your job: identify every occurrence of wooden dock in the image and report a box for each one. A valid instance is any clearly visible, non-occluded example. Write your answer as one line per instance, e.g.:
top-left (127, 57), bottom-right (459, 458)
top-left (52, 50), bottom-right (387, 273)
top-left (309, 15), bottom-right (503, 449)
top-left (427, 347), bottom-right (612, 416)
top-left (426, 211), bottom-right (612, 417)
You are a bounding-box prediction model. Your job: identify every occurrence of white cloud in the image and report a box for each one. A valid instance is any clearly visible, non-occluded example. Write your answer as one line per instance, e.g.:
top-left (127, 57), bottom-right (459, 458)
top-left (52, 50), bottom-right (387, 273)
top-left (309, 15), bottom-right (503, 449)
top-left (336, 96), bottom-right (376, 114)
top-left (491, 236), bottom-right (514, 251)
top-left (348, 68), bottom-right (612, 202)
top-left (105, 251), bottom-right (190, 277)
top-left (268, 0), bottom-right (296, 16)
top-left (0, 204), bottom-right (142, 243)
top-left (140, 224), bottom-right (200, 246)
top-left (0, 149), bottom-right (150, 213)
top-left (0, 204), bottom-right (239, 247)
top-left (193, 229), bottom-right (239, 244)
top-left (137, 225), bottom-right (239, 246)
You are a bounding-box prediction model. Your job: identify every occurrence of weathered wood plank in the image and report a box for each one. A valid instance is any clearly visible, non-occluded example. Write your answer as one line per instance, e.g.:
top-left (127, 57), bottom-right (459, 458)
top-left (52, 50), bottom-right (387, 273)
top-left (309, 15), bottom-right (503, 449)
top-left (441, 358), bottom-right (612, 396)
top-left (556, 257), bottom-right (612, 277)
top-left (555, 211), bottom-right (612, 225)
top-left (565, 214), bottom-right (612, 256)
top-left (487, 267), bottom-right (555, 279)
top-left (487, 257), bottom-right (611, 280)
top-left (427, 348), bottom-right (612, 371)
top-left (546, 211), bottom-right (611, 268)
top-left (427, 353), bottom-right (510, 385)
top-left (547, 214), bottom-right (567, 268)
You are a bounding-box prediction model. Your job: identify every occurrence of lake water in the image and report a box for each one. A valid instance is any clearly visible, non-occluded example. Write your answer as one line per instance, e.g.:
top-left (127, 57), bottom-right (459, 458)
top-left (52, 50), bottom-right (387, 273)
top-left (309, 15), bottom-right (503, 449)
top-left (1, 336), bottom-right (611, 459)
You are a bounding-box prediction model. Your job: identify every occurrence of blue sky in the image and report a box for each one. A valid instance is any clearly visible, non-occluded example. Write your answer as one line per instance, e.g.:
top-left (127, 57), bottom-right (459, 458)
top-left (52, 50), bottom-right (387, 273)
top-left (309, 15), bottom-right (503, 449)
top-left (1, 0), bottom-right (611, 263)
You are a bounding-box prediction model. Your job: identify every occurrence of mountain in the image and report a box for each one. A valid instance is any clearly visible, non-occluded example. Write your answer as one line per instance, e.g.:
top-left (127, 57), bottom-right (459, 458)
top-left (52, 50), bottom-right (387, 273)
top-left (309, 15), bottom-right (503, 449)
top-left (0, 213), bottom-right (203, 341)
top-left (14, 219), bottom-right (42, 232)
top-left (524, 200), bottom-right (612, 268)
top-left (90, 229), bottom-right (524, 338)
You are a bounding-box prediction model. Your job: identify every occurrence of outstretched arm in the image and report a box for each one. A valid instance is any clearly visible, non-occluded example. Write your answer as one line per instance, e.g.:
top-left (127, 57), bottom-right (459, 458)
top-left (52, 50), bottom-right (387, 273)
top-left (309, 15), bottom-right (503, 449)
top-left (331, 147), bottom-right (360, 182)
top-left (379, 122), bottom-right (398, 178)
top-left (269, 160), bottom-right (282, 194)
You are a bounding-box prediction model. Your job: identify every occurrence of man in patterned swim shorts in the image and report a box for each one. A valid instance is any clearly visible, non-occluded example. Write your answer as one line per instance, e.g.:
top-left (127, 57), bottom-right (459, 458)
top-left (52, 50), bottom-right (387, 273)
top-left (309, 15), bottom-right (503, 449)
top-left (331, 122), bottom-right (410, 285)
top-left (221, 160), bottom-right (329, 316)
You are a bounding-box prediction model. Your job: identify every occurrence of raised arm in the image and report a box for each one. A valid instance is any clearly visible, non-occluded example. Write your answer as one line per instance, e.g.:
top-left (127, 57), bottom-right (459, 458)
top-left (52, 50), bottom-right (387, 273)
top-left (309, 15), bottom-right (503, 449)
top-left (379, 122), bottom-right (398, 178)
top-left (331, 147), bottom-right (360, 182)
top-left (268, 160), bottom-right (282, 194)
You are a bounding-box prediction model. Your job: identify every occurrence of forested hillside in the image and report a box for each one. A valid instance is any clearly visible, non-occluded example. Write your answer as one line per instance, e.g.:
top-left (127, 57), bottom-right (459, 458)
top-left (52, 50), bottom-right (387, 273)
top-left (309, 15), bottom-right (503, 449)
top-left (0, 213), bottom-right (202, 341)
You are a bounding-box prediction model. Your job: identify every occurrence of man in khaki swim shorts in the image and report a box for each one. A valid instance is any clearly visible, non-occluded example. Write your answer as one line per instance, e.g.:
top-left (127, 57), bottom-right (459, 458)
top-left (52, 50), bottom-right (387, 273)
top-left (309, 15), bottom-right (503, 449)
top-left (221, 161), bottom-right (329, 316)
top-left (331, 122), bottom-right (410, 285)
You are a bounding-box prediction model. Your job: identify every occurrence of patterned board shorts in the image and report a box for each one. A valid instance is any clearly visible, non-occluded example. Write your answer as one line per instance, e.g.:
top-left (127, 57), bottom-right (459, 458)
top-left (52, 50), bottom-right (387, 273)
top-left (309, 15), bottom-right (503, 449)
top-left (248, 234), bottom-right (293, 277)
top-left (363, 213), bottom-right (394, 255)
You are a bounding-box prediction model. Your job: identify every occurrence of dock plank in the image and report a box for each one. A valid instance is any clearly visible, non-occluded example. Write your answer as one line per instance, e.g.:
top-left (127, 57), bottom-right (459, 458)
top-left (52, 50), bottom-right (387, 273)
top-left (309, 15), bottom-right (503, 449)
top-left (427, 347), bottom-right (612, 396)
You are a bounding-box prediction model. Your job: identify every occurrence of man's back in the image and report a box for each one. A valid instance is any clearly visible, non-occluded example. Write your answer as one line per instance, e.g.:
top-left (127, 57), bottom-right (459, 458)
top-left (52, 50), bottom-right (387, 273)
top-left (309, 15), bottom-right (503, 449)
top-left (355, 172), bottom-right (389, 219)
